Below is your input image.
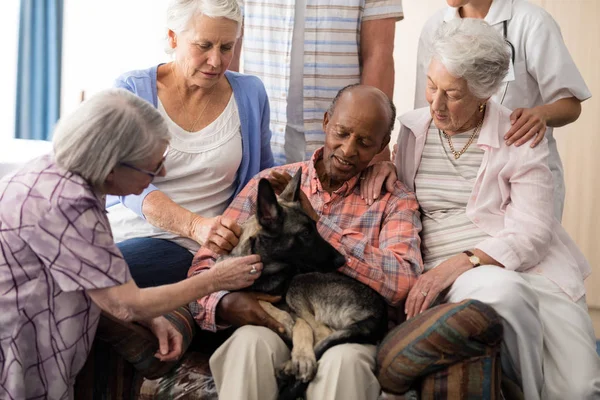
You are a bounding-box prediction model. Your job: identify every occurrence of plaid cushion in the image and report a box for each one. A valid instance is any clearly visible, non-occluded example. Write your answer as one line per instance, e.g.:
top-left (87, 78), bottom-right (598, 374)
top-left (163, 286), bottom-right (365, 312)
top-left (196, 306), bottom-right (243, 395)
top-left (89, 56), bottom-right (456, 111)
top-left (94, 306), bottom-right (197, 379)
top-left (376, 299), bottom-right (503, 395)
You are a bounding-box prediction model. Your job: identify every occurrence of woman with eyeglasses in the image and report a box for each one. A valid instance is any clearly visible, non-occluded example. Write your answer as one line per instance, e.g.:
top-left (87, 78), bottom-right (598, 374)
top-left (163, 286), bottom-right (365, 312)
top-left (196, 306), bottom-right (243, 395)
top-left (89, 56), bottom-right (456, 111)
top-left (106, 0), bottom-right (274, 288)
top-left (414, 0), bottom-right (590, 221)
top-left (0, 89), bottom-right (264, 399)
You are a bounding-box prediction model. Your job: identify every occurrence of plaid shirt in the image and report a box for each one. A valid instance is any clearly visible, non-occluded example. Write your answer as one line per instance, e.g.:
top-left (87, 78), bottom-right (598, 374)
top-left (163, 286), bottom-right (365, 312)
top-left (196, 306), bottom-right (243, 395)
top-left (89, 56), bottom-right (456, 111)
top-left (189, 148), bottom-right (423, 332)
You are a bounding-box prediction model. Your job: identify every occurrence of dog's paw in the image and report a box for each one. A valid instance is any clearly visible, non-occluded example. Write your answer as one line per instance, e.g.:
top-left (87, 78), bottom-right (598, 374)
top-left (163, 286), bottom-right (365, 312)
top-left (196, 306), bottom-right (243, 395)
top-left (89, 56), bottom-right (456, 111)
top-left (276, 313), bottom-right (295, 340)
top-left (277, 353), bottom-right (317, 383)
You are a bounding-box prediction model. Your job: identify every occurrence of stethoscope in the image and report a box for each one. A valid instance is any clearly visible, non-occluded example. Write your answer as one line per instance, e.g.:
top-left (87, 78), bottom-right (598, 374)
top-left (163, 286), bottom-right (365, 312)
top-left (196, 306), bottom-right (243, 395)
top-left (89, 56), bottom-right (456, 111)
top-left (499, 20), bottom-right (516, 104)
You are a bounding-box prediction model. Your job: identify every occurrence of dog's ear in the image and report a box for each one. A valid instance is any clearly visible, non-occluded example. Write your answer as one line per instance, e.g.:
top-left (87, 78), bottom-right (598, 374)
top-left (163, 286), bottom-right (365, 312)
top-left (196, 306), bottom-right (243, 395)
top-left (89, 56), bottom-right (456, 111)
top-left (257, 178), bottom-right (283, 231)
top-left (279, 168), bottom-right (302, 203)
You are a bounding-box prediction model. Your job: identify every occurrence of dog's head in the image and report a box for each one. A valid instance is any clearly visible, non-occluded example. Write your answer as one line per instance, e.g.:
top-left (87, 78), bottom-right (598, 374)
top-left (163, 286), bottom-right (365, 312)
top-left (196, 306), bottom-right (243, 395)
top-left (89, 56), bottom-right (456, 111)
top-left (253, 169), bottom-right (346, 274)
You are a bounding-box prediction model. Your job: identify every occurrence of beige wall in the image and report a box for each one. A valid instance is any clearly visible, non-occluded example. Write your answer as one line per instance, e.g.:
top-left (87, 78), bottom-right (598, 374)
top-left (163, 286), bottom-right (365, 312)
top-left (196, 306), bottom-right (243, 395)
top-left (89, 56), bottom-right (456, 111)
top-left (395, 0), bottom-right (600, 331)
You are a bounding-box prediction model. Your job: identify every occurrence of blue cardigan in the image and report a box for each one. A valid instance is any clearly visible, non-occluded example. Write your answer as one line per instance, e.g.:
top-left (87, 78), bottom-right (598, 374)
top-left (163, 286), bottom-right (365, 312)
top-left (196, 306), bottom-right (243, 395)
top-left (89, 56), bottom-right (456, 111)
top-left (108, 65), bottom-right (274, 217)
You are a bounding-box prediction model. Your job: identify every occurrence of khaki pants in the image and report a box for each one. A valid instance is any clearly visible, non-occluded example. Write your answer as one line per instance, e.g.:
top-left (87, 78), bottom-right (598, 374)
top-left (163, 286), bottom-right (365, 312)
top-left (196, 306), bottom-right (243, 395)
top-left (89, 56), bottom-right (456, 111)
top-left (445, 266), bottom-right (600, 400)
top-left (209, 325), bottom-right (380, 400)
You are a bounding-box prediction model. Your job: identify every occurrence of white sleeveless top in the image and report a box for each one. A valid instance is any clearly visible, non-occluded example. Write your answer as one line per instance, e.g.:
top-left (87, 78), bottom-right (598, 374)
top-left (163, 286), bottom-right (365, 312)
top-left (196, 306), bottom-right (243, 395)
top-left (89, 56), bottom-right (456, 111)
top-left (415, 122), bottom-right (491, 271)
top-left (108, 94), bottom-right (242, 253)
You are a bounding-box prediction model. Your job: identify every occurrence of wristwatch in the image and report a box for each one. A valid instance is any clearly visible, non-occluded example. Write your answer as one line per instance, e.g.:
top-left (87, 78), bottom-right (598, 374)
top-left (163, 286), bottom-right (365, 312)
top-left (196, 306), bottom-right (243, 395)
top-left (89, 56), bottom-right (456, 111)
top-left (463, 250), bottom-right (481, 268)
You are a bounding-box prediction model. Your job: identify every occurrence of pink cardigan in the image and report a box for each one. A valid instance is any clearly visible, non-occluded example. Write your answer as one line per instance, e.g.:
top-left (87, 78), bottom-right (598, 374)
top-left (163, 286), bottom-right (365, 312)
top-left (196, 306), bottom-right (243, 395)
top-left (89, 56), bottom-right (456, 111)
top-left (395, 100), bottom-right (590, 301)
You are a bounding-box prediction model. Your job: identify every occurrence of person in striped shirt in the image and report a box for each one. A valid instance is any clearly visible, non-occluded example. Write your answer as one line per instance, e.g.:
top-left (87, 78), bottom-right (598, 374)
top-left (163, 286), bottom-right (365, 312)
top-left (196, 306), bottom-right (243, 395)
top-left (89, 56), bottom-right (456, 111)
top-left (189, 85), bottom-right (422, 400)
top-left (230, 0), bottom-right (403, 165)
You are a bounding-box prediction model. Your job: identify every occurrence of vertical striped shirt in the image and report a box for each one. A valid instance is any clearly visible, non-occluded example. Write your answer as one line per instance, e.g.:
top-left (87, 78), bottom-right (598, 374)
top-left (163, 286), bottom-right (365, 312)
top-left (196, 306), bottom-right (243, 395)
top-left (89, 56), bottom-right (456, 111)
top-left (415, 122), bottom-right (491, 270)
top-left (189, 148), bottom-right (422, 332)
top-left (240, 0), bottom-right (404, 164)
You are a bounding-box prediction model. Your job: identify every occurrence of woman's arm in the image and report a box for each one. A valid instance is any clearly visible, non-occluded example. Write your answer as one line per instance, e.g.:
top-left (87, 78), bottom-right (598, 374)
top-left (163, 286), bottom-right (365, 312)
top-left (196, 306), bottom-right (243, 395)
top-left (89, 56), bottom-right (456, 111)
top-left (141, 190), bottom-right (242, 254)
top-left (87, 255), bottom-right (262, 322)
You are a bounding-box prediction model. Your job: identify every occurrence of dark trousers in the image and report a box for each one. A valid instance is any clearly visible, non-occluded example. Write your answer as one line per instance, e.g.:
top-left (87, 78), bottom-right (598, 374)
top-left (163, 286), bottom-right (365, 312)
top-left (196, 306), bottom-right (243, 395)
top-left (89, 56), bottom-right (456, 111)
top-left (117, 237), bottom-right (193, 288)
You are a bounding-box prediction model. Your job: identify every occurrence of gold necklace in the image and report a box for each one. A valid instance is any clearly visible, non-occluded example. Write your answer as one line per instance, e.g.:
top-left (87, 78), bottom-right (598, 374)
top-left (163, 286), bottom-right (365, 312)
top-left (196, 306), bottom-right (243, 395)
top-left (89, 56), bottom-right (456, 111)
top-left (171, 64), bottom-right (216, 132)
top-left (439, 116), bottom-right (484, 160)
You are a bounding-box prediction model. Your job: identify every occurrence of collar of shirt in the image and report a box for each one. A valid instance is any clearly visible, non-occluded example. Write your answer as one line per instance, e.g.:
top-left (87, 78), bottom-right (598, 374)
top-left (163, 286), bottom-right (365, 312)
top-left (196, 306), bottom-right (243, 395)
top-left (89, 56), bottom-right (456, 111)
top-left (444, 0), bottom-right (513, 26)
top-left (399, 100), bottom-right (508, 150)
top-left (307, 147), bottom-right (362, 198)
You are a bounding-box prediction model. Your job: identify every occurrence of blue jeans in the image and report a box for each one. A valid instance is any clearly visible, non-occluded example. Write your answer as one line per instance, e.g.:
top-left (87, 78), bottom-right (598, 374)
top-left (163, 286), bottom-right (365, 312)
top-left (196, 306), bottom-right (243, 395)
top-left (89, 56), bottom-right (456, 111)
top-left (117, 237), bottom-right (193, 288)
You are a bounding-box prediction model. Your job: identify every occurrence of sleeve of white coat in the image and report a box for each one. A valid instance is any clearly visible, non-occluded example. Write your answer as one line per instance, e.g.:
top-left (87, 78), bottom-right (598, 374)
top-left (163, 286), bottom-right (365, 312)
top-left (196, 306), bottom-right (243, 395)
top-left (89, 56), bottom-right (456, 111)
top-left (475, 141), bottom-right (554, 271)
top-left (414, 13), bottom-right (443, 109)
top-left (524, 10), bottom-right (591, 103)
top-left (414, 25), bottom-right (430, 109)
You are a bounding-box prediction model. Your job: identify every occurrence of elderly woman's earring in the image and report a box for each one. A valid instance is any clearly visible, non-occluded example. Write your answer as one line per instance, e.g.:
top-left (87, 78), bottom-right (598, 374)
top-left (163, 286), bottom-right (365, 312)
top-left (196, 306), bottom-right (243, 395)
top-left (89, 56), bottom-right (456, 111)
top-left (479, 103), bottom-right (486, 113)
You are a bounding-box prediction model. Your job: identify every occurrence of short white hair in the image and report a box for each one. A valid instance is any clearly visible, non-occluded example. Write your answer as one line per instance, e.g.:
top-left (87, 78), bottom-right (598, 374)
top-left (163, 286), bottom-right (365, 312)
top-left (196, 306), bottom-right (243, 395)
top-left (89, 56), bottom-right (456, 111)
top-left (53, 89), bottom-right (170, 189)
top-left (430, 18), bottom-right (511, 99)
top-left (164, 0), bottom-right (242, 55)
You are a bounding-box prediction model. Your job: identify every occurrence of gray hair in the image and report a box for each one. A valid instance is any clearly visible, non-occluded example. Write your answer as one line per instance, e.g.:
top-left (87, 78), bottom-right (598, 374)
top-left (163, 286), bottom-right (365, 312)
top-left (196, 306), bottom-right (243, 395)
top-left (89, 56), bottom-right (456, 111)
top-left (430, 18), bottom-right (510, 99)
top-left (164, 0), bottom-right (242, 55)
top-left (52, 89), bottom-right (170, 189)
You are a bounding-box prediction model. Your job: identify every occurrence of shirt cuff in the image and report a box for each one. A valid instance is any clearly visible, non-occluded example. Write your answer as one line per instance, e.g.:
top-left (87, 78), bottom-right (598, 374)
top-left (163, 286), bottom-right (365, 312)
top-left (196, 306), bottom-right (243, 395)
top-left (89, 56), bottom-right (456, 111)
top-left (475, 237), bottom-right (521, 271)
top-left (196, 290), bottom-right (230, 332)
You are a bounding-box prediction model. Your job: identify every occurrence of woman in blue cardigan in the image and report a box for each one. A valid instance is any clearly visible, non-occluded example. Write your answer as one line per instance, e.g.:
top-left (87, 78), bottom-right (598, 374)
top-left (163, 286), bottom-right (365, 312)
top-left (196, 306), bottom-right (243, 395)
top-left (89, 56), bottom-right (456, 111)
top-left (107, 0), bottom-right (273, 287)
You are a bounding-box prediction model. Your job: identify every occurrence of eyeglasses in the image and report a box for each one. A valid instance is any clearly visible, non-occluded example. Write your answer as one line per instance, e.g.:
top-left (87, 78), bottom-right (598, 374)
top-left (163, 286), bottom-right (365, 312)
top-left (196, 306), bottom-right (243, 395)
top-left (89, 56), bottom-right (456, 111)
top-left (120, 147), bottom-right (169, 181)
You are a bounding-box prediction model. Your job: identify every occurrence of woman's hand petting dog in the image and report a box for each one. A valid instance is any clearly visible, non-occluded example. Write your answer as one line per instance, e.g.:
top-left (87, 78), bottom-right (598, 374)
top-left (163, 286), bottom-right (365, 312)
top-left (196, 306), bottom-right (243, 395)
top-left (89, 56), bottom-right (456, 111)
top-left (217, 292), bottom-right (286, 335)
top-left (210, 255), bottom-right (264, 291)
top-left (191, 215), bottom-right (243, 255)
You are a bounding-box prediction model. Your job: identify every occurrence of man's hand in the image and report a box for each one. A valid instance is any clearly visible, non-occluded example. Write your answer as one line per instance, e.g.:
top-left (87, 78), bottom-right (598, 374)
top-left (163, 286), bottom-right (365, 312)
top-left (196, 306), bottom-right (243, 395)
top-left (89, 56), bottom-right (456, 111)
top-left (191, 215), bottom-right (242, 255)
top-left (145, 316), bottom-right (184, 362)
top-left (267, 171), bottom-right (319, 222)
top-left (216, 292), bottom-right (285, 334)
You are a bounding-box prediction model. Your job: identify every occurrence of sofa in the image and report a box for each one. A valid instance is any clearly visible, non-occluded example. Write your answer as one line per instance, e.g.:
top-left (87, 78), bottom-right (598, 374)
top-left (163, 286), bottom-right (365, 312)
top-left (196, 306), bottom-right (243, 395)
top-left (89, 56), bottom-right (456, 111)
top-left (75, 299), bottom-right (524, 399)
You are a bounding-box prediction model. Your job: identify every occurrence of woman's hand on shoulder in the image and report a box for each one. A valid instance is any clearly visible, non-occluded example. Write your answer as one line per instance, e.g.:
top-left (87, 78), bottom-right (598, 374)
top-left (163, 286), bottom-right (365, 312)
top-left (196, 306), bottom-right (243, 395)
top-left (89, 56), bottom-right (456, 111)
top-left (405, 253), bottom-right (473, 319)
top-left (505, 106), bottom-right (548, 148)
top-left (360, 160), bottom-right (398, 205)
top-left (191, 215), bottom-right (242, 255)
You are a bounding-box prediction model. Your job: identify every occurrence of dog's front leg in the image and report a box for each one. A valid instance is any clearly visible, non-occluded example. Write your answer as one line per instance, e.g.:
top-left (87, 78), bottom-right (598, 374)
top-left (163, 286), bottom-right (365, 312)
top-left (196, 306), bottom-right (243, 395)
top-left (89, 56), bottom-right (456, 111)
top-left (258, 300), bottom-right (295, 339)
top-left (278, 318), bottom-right (317, 383)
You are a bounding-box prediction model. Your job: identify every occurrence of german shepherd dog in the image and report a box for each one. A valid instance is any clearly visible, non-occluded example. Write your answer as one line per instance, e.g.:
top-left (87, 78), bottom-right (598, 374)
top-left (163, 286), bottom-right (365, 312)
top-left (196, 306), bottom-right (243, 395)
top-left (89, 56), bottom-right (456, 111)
top-left (219, 169), bottom-right (387, 400)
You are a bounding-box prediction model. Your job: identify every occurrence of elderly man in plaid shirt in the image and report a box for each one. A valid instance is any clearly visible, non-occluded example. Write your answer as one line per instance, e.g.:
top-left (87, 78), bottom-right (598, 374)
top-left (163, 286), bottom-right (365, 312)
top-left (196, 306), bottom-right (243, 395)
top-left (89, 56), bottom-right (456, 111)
top-left (189, 84), bottom-right (423, 400)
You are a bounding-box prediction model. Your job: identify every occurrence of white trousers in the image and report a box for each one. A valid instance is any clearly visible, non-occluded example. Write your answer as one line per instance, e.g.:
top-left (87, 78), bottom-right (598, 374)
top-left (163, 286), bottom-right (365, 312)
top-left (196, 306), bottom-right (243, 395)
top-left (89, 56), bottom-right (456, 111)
top-left (445, 266), bottom-right (600, 400)
top-left (209, 325), bottom-right (380, 400)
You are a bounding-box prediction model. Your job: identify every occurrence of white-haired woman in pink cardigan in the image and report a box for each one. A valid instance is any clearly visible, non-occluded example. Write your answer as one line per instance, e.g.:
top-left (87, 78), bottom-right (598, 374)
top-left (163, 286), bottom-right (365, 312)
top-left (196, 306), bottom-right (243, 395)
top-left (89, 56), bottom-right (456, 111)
top-left (363, 18), bottom-right (600, 400)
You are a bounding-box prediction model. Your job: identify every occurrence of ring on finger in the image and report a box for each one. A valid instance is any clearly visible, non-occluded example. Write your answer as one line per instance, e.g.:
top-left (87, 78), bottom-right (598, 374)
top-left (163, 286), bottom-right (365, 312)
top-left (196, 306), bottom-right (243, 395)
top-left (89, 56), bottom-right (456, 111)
top-left (249, 265), bottom-right (258, 275)
top-left (420, 290), bottom-right (428, 297)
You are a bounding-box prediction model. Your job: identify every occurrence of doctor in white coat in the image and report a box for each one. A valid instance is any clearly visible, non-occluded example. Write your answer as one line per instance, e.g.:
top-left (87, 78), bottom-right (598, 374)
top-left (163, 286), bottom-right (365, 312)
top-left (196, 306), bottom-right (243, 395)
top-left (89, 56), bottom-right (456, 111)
top-left (415, 0), bottom-right (591, 221)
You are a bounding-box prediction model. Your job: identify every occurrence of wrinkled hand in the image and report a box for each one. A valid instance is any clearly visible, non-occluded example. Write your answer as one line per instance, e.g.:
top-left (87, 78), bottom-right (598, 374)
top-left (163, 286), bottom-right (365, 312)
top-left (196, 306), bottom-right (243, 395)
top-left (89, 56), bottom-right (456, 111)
top-left (191, 215), bottom-right (242, 255)
top-left (360, 161), bottom-right (397, 206)
top-left (209, 255), bottom-right (263, 291)
top-left (146, 316), bottom-right (183, 362)
top-left (405, 254), bottom-right (472, 319)
top-left (505, 107), bottom-right (547, 148)
top-left (217, 292), bottom-right (285, 334)
top-left (267, 171), bottom-right (319, 221)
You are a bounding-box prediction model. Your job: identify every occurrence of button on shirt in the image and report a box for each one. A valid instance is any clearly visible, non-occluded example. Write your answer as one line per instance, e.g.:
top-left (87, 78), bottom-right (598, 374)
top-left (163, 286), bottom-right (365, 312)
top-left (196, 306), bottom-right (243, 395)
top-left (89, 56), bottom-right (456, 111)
top-left (189, 148), bottom-right (423, 332)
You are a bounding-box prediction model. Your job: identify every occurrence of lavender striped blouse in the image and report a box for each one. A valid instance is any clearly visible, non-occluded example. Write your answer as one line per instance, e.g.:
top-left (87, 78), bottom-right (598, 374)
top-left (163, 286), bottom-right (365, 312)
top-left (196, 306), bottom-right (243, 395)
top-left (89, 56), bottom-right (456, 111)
top-left (0, 155), bottom-right (130, 399)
